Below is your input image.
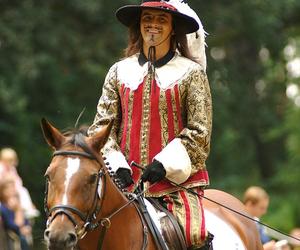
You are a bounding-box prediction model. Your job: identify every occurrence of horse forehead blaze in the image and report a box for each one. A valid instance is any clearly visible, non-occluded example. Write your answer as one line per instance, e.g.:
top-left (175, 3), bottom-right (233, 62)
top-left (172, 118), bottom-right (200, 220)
top-left (46, 156), bottom-right (99, 212)
top-left (62, 157), bottom-right (81, 205)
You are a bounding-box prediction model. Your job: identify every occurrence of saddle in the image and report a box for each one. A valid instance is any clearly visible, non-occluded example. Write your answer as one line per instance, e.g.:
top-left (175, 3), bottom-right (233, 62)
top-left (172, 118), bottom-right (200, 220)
top-left (150, 198), bottom-right (187, 250)
top-left (136, 196), bottom-right (187, 250)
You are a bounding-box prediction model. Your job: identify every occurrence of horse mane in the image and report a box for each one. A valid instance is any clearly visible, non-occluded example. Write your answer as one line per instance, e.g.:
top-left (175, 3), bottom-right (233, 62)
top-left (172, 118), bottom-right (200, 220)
top-left (62, 126), bottom-right (96, 158)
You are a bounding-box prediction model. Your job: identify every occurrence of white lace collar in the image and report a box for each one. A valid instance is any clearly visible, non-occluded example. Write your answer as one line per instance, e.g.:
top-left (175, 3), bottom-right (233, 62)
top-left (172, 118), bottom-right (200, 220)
top-left (116, 52), bottom-right (198, 90)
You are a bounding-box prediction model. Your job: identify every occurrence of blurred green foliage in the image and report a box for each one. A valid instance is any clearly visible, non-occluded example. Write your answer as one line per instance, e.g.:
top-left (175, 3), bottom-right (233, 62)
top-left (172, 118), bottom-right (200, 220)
top-left (0, 0), bottom-right (300, 247)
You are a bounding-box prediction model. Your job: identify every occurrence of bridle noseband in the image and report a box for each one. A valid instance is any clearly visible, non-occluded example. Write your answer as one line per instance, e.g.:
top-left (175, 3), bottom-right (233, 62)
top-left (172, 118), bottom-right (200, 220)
top-left (45, 150), bottom-right (106, 239)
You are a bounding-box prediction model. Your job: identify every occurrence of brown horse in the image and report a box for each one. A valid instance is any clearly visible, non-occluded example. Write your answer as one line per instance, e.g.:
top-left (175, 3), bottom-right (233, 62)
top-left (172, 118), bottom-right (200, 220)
top-left (41, 118), bottom-right (263, 250)
top-left (203, 189), bottom-right (263, 250)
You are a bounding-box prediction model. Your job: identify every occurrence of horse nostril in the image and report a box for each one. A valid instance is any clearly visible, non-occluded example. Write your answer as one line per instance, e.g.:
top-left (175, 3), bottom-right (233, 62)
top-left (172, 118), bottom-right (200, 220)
top-left (67, 232), bottom-right (77, 245)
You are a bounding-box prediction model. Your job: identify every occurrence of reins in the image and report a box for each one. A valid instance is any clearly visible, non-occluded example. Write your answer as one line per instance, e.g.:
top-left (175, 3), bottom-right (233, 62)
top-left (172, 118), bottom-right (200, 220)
top-left (98, 179), bottom-right (157, 223)
top-left (131, 161), bottom-right (300, 244)
top-left (45, 149), bottom-right (300, 248)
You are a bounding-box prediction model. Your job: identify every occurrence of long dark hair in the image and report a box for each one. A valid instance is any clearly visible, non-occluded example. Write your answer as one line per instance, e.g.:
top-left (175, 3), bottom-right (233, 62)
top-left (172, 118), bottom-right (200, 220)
top-left (123, 21), bottom-right (196, 62)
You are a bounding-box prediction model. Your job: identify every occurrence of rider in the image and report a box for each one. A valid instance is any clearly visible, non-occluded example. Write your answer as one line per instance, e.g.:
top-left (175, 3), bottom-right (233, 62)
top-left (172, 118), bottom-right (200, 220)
top-left (88, 0), bottom-right (213, 249)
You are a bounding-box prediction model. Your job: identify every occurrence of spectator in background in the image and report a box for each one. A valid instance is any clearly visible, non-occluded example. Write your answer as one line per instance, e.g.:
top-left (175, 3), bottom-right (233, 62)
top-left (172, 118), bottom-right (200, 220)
top-left (243, 186), bottom-right (289, 250)
top-left (290, 228), bottom-right (300, 250)
top-left (0, 209), bottom-right (9, 250)
top-left (0, 177), bottom-right (32, 250)
top-left (0, 148), bottom-right (22, 186)
top-left (0, 148), bottom-right (39, 220)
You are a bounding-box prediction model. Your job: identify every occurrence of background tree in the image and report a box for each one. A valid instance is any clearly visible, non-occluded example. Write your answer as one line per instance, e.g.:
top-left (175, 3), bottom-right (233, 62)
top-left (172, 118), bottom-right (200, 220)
top-left (0, 0), bottom-right (299, 248)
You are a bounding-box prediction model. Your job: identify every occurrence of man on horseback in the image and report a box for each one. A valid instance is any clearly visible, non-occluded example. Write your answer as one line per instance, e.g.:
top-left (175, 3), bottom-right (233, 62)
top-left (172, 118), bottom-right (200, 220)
top-left (88, 1), bottom-right (213, 249)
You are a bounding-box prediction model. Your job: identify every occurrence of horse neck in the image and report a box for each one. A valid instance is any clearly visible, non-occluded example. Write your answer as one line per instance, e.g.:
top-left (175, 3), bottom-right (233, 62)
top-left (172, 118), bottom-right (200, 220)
top-left (98, 172), bottom-right (129, 217)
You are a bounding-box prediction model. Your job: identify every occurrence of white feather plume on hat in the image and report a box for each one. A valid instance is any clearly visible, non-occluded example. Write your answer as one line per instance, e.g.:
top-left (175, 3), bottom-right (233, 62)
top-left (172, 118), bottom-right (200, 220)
top-left (168, 0), bottom-right (207, 71)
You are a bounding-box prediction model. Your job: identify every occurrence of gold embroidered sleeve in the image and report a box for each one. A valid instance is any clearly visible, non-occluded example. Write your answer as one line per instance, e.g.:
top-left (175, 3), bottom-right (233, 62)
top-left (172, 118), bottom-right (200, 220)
top-left (179, 68), bottom-right (212, 173)
top-left (88, 63), bottom-right (122, 154)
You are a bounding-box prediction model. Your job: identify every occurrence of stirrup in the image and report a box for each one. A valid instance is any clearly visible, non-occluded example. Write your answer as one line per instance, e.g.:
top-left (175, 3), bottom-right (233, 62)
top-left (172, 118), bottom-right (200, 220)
top-left (191, 232), bottom-right (214, 250)
top-left (201, 232), bottom-right (214, 250)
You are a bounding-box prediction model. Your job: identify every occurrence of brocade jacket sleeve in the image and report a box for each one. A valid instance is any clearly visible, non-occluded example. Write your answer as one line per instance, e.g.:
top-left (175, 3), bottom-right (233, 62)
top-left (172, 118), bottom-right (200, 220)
top-left (88, 63), bottom-right (131, 172)
top-left (154, 66), bottom-right (212, 184)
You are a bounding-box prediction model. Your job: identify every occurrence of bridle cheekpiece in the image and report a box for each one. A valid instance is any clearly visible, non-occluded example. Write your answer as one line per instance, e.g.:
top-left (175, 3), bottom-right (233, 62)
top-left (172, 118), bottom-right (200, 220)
top-left (44, 150), bottom-right (106, 239)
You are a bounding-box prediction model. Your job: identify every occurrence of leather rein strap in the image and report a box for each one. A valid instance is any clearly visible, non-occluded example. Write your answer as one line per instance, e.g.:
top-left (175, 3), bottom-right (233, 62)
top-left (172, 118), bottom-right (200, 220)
top-left (136, 194), bottom-right (168, 250)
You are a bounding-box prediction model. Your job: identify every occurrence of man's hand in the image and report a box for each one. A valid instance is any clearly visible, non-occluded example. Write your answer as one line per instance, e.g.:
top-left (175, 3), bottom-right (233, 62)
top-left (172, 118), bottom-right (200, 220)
top-left (263, 240), bottom-right (276, 250)
top-left (141, 160), bottom-right (166, 184)
top-left (116, 168), bottom-right (134, 188)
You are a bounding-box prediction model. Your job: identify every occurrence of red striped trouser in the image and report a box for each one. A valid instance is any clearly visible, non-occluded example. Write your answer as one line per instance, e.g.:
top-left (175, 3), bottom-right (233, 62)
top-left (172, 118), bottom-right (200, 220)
top-left (162, 187), bottom-right (206, 248)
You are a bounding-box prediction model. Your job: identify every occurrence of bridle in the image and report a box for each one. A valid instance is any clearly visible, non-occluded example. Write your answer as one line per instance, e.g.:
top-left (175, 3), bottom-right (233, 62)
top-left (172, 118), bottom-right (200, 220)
top-left (44, 149), bottom-right (149, 250)
top-left (44, 150), bottom-right (107, 239)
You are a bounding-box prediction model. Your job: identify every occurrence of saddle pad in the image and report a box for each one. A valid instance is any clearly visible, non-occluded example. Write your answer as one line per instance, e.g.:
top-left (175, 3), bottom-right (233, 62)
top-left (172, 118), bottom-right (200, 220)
top-left (204, 209), bottom-right (246, 250)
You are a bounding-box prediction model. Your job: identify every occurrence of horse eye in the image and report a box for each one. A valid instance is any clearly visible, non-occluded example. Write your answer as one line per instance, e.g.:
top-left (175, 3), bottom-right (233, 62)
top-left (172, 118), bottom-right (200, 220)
top-left (88, 173), bottom-right (98, 184)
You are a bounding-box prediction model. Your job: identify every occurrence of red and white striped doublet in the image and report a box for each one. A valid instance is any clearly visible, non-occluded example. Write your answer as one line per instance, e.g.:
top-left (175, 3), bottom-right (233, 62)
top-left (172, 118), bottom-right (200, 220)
top-left (89, 52), bottom-right (212, 247)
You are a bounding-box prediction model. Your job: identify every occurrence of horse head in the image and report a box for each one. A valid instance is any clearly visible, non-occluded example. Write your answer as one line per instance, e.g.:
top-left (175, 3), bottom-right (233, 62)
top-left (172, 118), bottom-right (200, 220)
top-left (41, 118), bottom-right (112, 250)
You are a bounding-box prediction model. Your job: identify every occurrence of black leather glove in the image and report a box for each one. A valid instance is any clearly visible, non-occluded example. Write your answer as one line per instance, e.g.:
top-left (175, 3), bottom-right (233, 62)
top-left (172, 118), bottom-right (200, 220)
top-left (141, 160), bottom-right (166, 184)
top-left (116, 168), bottom-right (134, 188)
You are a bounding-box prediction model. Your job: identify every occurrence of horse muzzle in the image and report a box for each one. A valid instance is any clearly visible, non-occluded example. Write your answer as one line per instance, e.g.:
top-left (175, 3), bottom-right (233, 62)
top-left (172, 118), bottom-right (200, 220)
top-left (44, 225), bottom-right (78, 250)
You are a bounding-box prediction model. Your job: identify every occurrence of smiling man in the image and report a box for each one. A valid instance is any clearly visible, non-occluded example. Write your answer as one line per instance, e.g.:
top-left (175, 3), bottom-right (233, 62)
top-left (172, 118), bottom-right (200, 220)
top-left (88, 0), bottom-right (213, 249)
top-left (140, 9), bottom-right (173, 57)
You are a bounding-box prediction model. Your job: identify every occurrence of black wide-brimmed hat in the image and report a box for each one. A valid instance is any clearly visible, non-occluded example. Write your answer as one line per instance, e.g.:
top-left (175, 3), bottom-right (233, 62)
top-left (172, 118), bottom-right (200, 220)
top-left (116, 0), bottom-right (199, 34)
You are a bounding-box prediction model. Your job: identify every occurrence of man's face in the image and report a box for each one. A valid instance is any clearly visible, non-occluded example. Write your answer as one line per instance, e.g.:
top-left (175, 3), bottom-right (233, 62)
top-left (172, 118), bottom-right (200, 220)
top-left (2, 182), bottom-right (17, 202)
top-left (246, 198), bottom-right (269, 218)
top-left (140, 9), bottom-right (173, 48)
top-left (0, 152), bottom-right (18, 168)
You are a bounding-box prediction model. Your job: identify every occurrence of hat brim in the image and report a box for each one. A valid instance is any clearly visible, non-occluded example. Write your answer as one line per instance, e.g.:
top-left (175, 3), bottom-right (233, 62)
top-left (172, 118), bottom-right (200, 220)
top-left (116, 5), bottom-right (199, 34)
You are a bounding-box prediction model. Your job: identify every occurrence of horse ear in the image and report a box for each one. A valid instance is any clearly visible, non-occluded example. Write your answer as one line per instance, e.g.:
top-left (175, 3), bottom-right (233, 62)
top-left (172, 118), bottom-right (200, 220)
top-left (87, 120), bottom-right (113, 153)
top-left (40, 118), bottom-right (65, 150)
